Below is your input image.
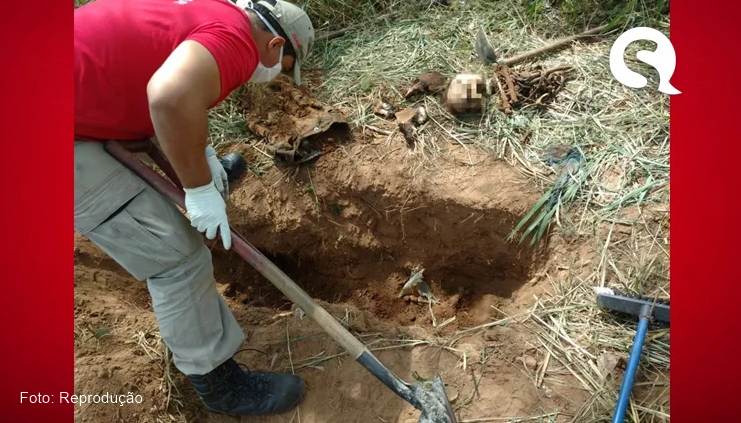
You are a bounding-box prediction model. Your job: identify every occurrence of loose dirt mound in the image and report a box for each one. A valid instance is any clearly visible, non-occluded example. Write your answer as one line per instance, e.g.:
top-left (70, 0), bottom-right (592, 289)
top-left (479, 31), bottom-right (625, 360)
top-left (241, 75), bottom-right (350, 165)
top-left (73, 81), bottom-right (590, 422)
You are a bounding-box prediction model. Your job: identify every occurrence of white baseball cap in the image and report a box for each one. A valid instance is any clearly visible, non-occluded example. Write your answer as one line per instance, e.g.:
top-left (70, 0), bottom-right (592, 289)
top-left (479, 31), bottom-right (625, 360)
top-left (236, 0), bottom-right (315, 85)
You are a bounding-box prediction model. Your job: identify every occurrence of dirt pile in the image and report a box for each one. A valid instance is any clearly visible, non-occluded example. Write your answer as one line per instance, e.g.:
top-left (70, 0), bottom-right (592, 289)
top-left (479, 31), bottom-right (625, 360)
top-left (241, 76), bottom-right (350, 165)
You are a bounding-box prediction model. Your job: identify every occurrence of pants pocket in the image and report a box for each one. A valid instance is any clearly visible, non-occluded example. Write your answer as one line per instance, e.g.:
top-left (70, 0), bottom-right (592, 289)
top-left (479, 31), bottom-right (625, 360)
top-left (86, 205), bottom-right (189, 281)
top-left (74, 141), bottom-right (146, 234)
top-left (76, 140), bottom-right (204, 280)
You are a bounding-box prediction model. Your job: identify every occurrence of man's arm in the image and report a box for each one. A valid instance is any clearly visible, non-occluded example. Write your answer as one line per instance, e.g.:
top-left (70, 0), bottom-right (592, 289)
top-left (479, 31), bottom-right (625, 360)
top-left (147, 40), bottom-right (221, 189)
top-left (146, 39), bottom-right (233, 250)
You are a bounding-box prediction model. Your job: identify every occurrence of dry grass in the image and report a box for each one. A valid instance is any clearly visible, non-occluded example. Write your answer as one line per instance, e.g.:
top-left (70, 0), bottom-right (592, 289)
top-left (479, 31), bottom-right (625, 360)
top-left (521, 269), bottom-right (670, 422)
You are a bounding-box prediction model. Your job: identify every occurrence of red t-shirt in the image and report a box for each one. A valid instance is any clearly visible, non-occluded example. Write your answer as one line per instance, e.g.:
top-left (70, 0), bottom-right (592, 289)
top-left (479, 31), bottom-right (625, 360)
top-left (74, 0), bottom-right (259, 141)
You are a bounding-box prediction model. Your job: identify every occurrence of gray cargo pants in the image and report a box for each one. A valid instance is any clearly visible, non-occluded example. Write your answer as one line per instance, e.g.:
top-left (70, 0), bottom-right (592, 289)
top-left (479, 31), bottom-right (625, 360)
top-left (74, 140), bottom-right (245, 375)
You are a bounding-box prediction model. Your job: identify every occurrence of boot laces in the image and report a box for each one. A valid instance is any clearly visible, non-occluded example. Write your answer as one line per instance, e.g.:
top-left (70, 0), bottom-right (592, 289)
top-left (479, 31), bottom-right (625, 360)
top-left (222, 348), bottom-right (272, 407)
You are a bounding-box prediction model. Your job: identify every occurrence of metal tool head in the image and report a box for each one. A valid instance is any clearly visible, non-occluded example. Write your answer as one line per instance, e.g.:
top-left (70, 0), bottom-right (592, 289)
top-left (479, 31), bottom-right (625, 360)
top-left (474, 25), bottom-right (497, 66)
top-left (594, 287), bottom-right (670, 324)
top-left (357, 352), bottom-right (457, 423)
top-left (408, 375), bottom-right (457, 423)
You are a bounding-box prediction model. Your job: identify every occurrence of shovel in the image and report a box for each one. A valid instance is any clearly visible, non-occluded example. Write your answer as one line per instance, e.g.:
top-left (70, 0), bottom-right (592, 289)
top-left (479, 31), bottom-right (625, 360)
top-left (104, 140), bottom-right (458, 423)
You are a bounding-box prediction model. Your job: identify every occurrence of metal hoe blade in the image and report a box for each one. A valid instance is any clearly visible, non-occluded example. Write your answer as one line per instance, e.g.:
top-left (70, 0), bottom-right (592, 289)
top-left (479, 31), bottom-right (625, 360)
top-left (474, 25), bottom-right (497, 66)
top-left (357, 351), bottom-right (457, 423)
top-left (595, 287), bottom-right (670, 324)
top-left (415, 376), bottom-right (458, 423)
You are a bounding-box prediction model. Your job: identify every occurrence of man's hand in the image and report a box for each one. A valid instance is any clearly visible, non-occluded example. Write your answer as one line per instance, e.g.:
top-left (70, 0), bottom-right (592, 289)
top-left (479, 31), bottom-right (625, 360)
top-left (205, 145), bottom-right (229, 198)
top-left (184, 182), bottom-right (232, 250)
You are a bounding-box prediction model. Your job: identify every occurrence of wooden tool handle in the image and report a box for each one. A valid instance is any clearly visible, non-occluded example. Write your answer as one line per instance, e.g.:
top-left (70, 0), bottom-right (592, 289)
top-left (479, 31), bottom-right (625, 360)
top-left (104, 141), bottom-right (368, 359)
top-left (503, 24), bottom-right (611, 67)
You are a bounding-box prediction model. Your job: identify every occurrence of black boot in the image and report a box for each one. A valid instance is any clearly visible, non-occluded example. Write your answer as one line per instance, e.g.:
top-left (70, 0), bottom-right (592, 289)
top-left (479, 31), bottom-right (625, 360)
top-left (218, 153), bottom-right (247, 182)
top-left (188, 358), bottom-right (305, 415)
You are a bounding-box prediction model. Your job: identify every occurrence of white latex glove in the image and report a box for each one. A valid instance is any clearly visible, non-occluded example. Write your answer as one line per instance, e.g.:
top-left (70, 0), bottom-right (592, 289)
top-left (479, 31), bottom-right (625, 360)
top-left (205, 145), bottom-right (229, 199)
top-left (184, 181), bottom-right (232, 250)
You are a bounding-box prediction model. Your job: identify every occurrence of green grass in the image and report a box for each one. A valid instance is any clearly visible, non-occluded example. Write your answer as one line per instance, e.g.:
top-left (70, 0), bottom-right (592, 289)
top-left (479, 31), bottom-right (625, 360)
top-left (300, 0), bottom-right (406, 32)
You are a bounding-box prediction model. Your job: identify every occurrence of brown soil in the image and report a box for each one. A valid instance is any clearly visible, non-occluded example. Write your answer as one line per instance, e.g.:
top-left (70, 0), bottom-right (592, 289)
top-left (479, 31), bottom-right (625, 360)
top-left (74, 81), bottom-right (591, 422)
top-left (217, 139), bottom-right (547, 328)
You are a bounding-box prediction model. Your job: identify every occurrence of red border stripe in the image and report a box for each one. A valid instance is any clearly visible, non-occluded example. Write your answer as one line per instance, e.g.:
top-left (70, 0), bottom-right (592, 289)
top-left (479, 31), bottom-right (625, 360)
top-left (671, 0), bottom-right (741, 420)
top-left (0, 1), bottom-right (74, 421)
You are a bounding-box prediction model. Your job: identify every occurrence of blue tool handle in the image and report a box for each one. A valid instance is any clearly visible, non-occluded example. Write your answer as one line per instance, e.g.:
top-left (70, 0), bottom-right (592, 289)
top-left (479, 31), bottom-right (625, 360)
top-left (612, 305), bottom-right (652, 423)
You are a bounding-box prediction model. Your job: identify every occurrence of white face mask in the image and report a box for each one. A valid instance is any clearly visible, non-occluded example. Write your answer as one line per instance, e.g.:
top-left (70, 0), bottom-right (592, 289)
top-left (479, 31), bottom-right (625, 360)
top-left (249, 46), bottom-right (283, 83)
top-left (247, 5), bottom-right (284, 84)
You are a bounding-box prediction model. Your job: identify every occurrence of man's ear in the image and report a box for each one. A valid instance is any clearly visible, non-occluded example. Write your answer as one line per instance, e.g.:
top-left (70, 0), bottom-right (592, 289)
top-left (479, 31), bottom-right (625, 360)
top-left (268, 36), bottom-right (286, 51)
